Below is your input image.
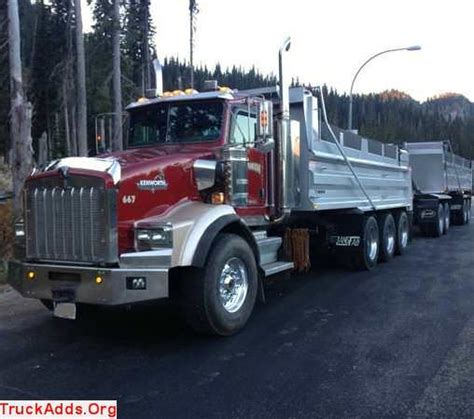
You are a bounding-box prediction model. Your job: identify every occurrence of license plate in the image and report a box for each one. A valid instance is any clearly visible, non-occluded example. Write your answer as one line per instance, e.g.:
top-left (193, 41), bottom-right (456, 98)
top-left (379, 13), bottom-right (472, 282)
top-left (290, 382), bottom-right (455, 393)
top-left (53, 302), bottom-right (77, 320)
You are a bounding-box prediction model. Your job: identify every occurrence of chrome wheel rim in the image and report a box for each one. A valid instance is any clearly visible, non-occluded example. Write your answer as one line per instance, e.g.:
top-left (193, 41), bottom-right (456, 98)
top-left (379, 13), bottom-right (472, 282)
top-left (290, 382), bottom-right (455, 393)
top-left (219, 257), bottom-right (248, 313)
top-left (367, 224), bottom-right (378, 261)
top-left (400, 218), bottom-right (409, 248)
top-left (386, 222), bottom-right (395, 255)
top-left (438, 206), bottom-right (444, 233)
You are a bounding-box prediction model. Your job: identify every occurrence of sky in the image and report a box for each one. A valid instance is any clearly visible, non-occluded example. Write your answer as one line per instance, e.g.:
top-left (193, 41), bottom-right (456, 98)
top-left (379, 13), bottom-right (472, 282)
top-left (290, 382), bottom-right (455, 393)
top-left (82, 0), bottom-right (474, 102)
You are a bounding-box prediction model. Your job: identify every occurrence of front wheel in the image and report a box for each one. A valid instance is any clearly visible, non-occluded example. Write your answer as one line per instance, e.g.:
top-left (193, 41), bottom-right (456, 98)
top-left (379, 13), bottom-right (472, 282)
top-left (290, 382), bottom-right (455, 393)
top-left (427, 203), bottom-right (444, 237)
top-left (180, 233), bottom-right (258, 336)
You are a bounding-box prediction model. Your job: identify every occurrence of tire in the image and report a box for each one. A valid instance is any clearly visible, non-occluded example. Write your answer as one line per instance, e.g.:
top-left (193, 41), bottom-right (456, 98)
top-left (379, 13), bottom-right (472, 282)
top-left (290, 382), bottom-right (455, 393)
top-left (352, 216), bottom-right (379, 271)
top-left (443, 202), bottom-right (450, 234)
top-left (464, 200), bottom-right (470, 225)
top-left (378, 213), bottom-right (396, 263)
top-left (429, 203), bottom-right (444, 237)
top-left (394, 211), bottom-right (410, 255)
top-left (180, 233), bottom-right (258, 336)
top-left (454, 200), bottom-right (467, 225)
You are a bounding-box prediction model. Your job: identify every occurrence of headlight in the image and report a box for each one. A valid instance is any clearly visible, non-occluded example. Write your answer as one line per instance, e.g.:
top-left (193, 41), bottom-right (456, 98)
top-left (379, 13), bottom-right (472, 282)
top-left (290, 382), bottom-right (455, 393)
top-left (135, 224), bottom-right (172, 251)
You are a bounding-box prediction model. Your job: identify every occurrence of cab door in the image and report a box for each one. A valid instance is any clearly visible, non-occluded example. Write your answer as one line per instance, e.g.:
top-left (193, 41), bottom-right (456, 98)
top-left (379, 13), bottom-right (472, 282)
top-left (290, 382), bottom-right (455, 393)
top-left (230, 108), bottom-right (268, 213)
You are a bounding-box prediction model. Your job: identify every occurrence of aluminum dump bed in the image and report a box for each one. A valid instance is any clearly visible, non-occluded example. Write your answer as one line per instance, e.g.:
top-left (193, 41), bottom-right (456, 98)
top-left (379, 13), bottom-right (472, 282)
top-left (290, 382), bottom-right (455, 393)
top-left (405, 141), bottom-right (472, 194)
top-left (289, 88), bottom-right (412, 212)
top-left (240, 87), bottom-right (412, 212)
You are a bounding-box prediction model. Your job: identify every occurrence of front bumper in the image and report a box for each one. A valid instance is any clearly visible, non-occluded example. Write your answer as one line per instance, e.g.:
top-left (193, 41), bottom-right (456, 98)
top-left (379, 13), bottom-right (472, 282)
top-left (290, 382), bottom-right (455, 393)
top-left (7, 261), bottom-right (169, 306)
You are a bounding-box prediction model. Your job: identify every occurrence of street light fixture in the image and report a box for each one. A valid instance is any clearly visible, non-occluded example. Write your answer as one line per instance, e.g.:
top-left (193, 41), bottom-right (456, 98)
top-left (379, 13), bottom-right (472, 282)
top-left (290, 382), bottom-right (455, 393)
top-left (347, 45), bottom-right (421, 131)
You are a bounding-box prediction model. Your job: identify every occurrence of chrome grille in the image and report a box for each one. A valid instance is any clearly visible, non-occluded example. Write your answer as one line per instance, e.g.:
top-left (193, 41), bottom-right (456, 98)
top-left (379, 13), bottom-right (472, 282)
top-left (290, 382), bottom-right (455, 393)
top-left (25, 177), bottom-right (117, 264)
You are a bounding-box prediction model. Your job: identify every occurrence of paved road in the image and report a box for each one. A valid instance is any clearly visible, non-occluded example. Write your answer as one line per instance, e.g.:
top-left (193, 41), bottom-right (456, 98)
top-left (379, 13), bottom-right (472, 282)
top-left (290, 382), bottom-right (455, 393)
top-left (1, 222), bottom-right (474, 418)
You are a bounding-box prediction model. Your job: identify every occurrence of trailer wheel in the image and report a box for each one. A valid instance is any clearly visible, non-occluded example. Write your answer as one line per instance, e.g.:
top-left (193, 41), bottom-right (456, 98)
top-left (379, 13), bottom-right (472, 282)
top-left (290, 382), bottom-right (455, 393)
top-left (352, 216), bottom-right (379, 271)
top-left (180, 233), bottom-right (258, 336)
top-left (454, 200), bottom-right (468, 226)
top-left (464, 200), bottom-right (470, 225)
top-left (443, 202), bottom-right (450, 234)
top-left (429, 203), bottom-right (445, 237)
top-left (378, 213), bottom-right (396, 262)
top-left (394, 211), bottom-right (410, 255)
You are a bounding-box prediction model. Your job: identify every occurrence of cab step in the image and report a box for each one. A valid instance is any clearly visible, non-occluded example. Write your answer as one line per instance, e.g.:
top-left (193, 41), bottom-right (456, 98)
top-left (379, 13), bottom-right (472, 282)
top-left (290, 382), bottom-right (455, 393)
top-left (261, 261), bottom-right (294, 277)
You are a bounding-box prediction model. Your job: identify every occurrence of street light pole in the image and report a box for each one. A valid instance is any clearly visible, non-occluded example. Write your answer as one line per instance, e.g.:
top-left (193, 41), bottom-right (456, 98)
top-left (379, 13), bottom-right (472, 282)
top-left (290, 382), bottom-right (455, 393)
top-left (347, 45), bottom-right (421, 131)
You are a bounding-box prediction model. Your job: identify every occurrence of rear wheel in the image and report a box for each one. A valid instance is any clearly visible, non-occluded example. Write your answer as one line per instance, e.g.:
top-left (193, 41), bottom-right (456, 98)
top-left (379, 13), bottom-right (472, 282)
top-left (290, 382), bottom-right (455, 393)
top-left (454, 199), bottom-right (468, 225)
top-left (443, 202), bottom-right (450, 234)
top-left (378, 213), bottom-right (396, 263)
top-left (180, 233), bottom-right (258, 336)
top-left (464, 199), bottom-right (470, 224)
top-left (352, 216), bottom-right (379, 271)
top-left (429, 203), bottom-right (444, 237)
top-left (394, 211), bottom-right (410, 255)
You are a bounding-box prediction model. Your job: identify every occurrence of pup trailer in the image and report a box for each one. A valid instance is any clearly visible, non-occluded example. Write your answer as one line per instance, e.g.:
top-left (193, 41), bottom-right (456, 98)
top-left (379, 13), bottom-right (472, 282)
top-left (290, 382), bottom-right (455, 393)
top-left (406, 141), bottom-right (472, 237)
top-left (8, 39), bottom-right (468, 335)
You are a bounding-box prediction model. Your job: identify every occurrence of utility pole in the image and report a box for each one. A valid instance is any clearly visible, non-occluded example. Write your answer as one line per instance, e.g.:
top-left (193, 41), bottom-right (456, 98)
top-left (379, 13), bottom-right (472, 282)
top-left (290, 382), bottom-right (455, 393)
top-left (189, 0), bottom-right (198, 88)
top-left (112, 0), bottom-right (123, 150)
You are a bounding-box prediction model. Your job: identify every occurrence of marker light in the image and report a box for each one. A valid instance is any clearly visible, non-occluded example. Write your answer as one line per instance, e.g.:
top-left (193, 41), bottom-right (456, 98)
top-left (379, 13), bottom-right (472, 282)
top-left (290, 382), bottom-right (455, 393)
top-left (95, 275), bottom-right (104, 285)
top-left (211, 192), bottom-right (225, 205)
top-left (219, 86), bottom-right (233, 93)
top-left (137, 97), bottom-right (148, 103)
top-left (26, 271), bottom-right (36, 281)
top-left (172, 90), bottom-right (185, 96)
top-left (184, 88), bottom-right (199, 95)
top-left (162, 91), bottom-right (173, 97)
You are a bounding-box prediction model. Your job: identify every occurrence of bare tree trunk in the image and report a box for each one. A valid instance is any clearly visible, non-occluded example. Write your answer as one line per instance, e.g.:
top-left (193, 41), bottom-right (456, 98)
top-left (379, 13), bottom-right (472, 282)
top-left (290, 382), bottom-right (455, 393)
top-left (112, 0), bottom-right (123, 151)
top-left (74, 0), bottom-right (88, 156)
top-left (63, 81), bottom-right (71, 156)
top-left (189, 4), bottom-right (194, 88)
top-left (38, 131), bottom-right (48, 167)
top-left (71, 104), bottom-right (77, 155)
top-left (8, 0), bottom-right (33, 215)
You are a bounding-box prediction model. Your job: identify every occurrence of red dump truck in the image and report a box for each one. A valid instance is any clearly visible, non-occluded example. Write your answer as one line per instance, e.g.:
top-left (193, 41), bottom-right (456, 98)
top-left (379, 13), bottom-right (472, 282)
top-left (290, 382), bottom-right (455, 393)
top-left (9, 39), bottom-right (423, 335)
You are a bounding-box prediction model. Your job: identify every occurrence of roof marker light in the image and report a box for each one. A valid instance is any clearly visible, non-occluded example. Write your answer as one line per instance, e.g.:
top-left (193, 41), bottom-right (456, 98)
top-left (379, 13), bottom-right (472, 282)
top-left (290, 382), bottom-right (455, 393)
top-left (219, 86), bottom-right (233, 94)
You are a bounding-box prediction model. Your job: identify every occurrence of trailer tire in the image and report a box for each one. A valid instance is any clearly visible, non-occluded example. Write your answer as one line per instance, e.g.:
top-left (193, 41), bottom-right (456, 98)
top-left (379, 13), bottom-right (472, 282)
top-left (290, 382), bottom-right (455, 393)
top-left (378, 213), bottom-right (396, 262)
top-left (428, 203), bottom-right (444, 237)
top-left (443, 202), bottom-right (450, 234)
top-left (464, 200), bottom-right (470, 225)
top-left (352, 216), bottom-right (379, 271)
top-left (180, 233), bottom-right (258, 336)
top-left (394, 211), bottom-right (409, 255)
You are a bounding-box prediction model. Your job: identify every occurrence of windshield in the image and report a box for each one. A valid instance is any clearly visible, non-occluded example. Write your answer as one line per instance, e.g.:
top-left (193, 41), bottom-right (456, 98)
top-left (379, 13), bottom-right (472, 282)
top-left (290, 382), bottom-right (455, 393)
top-left (127, 100), bottom-right (224, 148)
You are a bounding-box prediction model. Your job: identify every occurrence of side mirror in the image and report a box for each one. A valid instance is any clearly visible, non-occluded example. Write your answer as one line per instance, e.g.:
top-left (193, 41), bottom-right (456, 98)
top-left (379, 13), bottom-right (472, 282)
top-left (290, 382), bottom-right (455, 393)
top-left (256, 100), bottom-right (273, 140)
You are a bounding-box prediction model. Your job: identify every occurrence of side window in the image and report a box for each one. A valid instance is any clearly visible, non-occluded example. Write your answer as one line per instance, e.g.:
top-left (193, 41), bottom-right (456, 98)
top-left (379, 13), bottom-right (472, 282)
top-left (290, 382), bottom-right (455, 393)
top-left (231, 111), bottom-right (257, 145)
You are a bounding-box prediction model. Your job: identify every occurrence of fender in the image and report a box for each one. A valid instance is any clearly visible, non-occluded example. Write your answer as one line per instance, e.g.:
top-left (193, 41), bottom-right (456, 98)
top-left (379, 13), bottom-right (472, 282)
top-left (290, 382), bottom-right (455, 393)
top-left (133, 201), bottom-right (253, 268)
top-left (191, 215), bottom-right (259, 267)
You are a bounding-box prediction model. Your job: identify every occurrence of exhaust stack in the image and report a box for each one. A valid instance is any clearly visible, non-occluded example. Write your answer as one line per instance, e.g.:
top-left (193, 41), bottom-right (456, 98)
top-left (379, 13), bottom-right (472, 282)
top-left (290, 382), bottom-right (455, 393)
top-left (278, 37), bottom-right (294, 212)
top-left (153, 58), bottom-right (163, 96)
